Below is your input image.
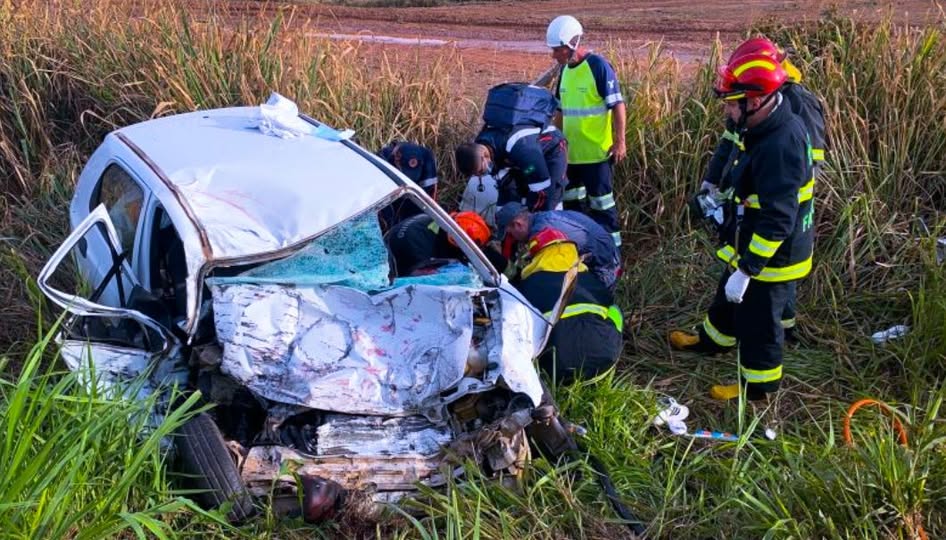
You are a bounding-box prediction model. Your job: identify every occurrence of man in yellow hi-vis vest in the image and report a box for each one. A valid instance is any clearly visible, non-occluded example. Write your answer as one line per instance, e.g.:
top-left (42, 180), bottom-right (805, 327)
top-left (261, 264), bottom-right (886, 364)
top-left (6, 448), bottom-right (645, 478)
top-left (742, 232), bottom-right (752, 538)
top-left (546, 15), bottom-right (627, 248)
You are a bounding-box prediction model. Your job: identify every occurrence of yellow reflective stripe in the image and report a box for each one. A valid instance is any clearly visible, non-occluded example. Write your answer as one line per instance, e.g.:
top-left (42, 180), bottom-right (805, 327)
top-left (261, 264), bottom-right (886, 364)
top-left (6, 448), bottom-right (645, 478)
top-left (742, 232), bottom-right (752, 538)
top-left (607, 305), bottom-right (624, 333)
top-left (798, 179), bottom-right (814, 203)
top-left (739, 194), bottom-right (761, 209)
top-left (716, 244), bottom-right (738, 265)
top-left (755, 256), bottom-right (812, 281)
top-left (739, 182), bottom-right (815, 208)
top-left (715, 246), bottom-right (813, 282)
top-left (733, 59), bottom-right (777, 77)
top-left (565, 303), bottom-right (609, 318)
top-left (748, 233), bottom-right (782, 258)
top-left (722, 130), bottom-right (740, 143)
top-left (741, 364), bottom-right (783, 383)
top-left (703, 315), bottom-right (736, 347)
top-left (812, 148), bottom-right (825, 162)
top-left (781, 318), bottom-right (796, 329)
top-left (545, 303), bottom-right (622, 331)
top-left (722, 93), bottom-right (746, 101)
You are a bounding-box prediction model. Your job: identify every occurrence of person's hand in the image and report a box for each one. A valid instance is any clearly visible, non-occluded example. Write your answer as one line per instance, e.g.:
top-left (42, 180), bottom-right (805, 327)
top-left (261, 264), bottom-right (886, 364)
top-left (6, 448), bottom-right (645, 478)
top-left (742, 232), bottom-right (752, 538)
top-left (724, 269), bottom-right (751, 303)
top-left (610, 138), bottom-right (627, 163)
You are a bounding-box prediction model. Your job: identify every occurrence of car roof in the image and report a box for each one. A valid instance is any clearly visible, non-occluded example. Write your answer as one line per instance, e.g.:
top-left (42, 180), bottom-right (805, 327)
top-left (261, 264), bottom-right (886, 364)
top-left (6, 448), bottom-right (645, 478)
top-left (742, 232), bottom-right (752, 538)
top-left (114, 106), bottom-right (404, 263)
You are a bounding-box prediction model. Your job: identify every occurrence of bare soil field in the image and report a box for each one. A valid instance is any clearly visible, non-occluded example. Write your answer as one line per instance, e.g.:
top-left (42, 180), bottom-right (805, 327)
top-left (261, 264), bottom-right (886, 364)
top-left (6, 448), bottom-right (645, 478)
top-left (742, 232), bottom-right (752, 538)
top-left (198, 0), bottom-right (941, 92)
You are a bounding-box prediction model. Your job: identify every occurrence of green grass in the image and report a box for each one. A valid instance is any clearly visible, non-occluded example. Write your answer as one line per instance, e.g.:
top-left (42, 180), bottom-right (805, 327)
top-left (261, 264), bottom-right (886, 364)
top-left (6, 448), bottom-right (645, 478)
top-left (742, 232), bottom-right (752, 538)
top-left (1, 0), bottom-right (945, 538)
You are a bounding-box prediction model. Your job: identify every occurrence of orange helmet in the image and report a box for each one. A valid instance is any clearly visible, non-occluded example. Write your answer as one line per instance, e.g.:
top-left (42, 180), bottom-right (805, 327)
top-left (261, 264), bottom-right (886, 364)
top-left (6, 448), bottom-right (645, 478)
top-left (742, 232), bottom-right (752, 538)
top-left (728, 37), bottom-right (785, 64)
top-left (449, 211), bottom-right (491, 247)
top-left (526, 228), bottom-right (572, 258)
top-left (714, 52), bottom-right (787, 101)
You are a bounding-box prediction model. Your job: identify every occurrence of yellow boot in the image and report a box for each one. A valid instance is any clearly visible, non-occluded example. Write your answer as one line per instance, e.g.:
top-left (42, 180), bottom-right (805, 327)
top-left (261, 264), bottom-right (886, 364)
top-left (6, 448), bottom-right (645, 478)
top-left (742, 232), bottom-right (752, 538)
top-left (709, 384), bottom-right (740, 401)
top-left (668, 330), bottom-right (700, 350)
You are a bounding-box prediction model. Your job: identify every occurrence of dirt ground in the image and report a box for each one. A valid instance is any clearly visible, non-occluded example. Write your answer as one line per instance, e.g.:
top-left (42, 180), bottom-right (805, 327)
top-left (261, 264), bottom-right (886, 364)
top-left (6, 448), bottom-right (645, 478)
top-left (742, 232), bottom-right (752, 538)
top-left (203, 0), bottom-right (940, 92)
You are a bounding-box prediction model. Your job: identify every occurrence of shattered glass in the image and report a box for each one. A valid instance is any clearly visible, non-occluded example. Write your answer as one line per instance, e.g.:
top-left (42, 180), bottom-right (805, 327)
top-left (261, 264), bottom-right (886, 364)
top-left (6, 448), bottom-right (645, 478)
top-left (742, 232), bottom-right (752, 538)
top-left (391, 261), bottom-right (482, 289)
top-left (211, 212), bottom-right (391, 291)
top-left (210, 211), bottom-right (483, 291)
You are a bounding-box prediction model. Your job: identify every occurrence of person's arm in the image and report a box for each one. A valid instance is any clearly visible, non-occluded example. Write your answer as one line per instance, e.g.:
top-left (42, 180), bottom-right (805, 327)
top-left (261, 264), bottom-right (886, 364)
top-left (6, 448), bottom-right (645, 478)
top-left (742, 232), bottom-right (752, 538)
top-left (703, 128), bottom-right (737, 189)
top-left (592, 56), bottom-right (627, 162)
top-left (553, 74), bottom-right (564, 129)
top-left (508, 131), bottom-right (554, 211)
top-left (610, 102), bottom-right (627, 162)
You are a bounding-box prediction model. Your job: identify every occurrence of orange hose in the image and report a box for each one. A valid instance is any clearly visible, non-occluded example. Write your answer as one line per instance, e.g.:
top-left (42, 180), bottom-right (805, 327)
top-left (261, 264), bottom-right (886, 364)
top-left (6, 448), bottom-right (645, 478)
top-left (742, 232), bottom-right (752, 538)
top-left (843, 399), bottom-right (926, 539)
top-left (843, 398), bottom-right (908, 447)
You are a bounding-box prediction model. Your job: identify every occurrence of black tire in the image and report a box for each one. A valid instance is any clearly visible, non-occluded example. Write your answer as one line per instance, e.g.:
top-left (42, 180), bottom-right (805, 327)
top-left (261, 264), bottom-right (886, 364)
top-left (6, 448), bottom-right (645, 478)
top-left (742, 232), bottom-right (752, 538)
top-left (175, 412), bottom-right (256, 522)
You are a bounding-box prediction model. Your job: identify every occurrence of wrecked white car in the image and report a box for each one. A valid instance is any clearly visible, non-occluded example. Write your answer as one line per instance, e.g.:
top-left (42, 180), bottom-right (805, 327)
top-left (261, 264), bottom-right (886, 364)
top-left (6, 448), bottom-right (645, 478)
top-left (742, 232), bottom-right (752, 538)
top-left (38, 103), bottom-right (581, 522)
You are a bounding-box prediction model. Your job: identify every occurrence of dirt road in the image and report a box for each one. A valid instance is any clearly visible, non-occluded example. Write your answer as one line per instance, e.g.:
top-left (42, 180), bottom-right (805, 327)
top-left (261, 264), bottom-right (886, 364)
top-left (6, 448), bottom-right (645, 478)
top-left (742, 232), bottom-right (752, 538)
top-left (202, 0), bottom-right (939, 91)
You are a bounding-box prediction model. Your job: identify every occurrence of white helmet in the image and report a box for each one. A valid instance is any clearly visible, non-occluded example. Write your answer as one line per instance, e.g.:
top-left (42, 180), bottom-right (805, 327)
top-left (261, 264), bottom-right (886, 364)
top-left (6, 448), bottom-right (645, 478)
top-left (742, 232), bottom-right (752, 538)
top-left (546, 15), bottom-right (583, 49)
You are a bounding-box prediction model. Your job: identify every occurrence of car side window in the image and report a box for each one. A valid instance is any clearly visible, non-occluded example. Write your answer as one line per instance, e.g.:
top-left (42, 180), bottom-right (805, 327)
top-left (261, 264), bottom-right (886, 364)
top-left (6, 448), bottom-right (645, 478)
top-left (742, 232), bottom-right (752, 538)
top-left (91, 164), bottom-right (145, 257)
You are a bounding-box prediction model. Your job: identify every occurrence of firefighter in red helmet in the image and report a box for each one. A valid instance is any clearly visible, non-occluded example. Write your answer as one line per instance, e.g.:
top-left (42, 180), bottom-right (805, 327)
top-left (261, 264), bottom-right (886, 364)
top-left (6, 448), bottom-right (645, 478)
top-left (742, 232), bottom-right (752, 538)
top-left (670, 52), bottom-right (816, 402)
top-left (695, 37), bottom-right (828, 342)
top-left (515, 228), bottom-right (623, 383)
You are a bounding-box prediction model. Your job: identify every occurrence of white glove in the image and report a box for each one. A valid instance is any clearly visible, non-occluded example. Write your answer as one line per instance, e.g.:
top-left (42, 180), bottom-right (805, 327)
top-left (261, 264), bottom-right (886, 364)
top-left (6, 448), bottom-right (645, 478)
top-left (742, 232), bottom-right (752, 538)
top-left (700, 180), bottom-right (718, 196)
top-left (724, 269), bottom-right (751, 303)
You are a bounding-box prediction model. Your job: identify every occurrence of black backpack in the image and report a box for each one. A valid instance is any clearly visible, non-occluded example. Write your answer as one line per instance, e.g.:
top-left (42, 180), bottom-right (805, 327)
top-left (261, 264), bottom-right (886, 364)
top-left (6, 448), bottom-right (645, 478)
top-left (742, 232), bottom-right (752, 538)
top-left (482, 83), bottom-right (558, 130)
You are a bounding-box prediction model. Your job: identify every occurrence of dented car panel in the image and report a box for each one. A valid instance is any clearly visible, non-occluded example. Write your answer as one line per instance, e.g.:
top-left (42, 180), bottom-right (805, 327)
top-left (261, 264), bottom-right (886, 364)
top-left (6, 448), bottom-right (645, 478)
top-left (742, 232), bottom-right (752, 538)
top-left (209, 281), bottom-right (475, 419)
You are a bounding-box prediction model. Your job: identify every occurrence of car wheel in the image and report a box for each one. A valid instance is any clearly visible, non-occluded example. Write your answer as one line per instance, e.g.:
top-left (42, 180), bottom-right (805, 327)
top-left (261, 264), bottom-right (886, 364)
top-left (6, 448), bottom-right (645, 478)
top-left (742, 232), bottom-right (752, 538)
top-left (175, 412), bottom-right (255, 522)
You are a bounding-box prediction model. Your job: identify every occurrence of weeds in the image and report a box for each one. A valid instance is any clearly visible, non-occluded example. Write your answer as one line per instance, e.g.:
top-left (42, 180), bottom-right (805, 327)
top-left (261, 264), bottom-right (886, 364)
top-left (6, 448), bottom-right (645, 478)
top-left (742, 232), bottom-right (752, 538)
top-left (0, 0), bottom-right (944, 538)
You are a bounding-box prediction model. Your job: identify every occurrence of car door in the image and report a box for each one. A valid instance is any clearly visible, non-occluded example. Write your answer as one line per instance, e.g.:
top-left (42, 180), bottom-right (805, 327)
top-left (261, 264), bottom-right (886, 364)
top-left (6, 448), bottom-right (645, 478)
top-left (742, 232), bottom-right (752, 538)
top-left (71, 161), bottom-right (150, 309)
top-left (38, 205), bottom-right (187, 397)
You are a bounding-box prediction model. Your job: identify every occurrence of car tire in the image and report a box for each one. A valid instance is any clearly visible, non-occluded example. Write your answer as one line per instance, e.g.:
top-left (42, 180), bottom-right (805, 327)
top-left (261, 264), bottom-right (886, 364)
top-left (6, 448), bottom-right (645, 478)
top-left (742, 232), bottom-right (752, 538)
top-left (175, 412), bottom-right (256, 522)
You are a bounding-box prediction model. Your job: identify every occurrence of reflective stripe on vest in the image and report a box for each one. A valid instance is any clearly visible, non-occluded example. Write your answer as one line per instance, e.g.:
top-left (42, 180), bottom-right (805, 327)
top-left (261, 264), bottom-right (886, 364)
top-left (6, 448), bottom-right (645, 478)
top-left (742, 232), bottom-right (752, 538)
top-left (735, 178), bottom-right (816, 210)
top-left (716, 245), bottom-right (813, 282)
top-left (559, 60), bottom-right (613, 164)
top-left (544, 303), bottom-right (623, 332)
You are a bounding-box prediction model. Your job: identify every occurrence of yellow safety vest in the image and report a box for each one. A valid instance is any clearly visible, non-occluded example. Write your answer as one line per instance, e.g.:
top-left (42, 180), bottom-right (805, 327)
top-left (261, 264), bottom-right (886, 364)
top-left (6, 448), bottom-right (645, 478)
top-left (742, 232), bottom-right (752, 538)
top-left (559, 59), bottom-right (613, 164)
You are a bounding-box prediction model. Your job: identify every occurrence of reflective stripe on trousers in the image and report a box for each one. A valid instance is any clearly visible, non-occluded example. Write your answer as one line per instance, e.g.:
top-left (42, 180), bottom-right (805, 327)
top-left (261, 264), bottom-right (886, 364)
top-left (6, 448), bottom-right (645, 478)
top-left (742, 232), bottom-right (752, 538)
top-left (703, 314), bottom-right (736, 347)
top-left (563, 186), bottom-right (587, 201)
top-left (741, 364), bottom-right (782, 383)
top-left (589, 192), bottom-right (616, 211)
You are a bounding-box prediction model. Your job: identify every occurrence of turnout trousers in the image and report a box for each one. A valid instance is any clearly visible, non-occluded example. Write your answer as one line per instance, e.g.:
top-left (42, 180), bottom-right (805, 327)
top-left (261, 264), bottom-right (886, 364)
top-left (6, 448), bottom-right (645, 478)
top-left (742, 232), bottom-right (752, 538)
top-left (540, 315), bottom-right (622, 384)
top-left (698, 270), bottom-right (796, 397)
top-left (563, 161), bottom-right (621, 246)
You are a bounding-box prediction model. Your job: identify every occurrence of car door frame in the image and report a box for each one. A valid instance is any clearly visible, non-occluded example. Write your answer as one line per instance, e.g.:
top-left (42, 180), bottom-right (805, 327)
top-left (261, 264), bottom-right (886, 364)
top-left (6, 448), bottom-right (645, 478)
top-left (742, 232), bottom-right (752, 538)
top-left (38, 204), bottom-right (178, 355)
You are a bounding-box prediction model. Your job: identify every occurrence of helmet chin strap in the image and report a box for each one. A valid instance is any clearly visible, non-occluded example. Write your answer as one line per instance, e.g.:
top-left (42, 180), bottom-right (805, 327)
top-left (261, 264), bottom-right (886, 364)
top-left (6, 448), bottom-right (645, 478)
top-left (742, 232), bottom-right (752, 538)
top-left (735, 92), bottom-right (777, 130)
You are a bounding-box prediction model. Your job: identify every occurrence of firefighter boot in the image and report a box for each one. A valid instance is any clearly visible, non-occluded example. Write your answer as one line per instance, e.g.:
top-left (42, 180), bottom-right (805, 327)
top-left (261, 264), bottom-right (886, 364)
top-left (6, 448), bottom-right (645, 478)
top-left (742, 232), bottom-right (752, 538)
top-left (709, 381), bottom-right (768, 402)
top-left (669, 330), bottom-right (719, 354)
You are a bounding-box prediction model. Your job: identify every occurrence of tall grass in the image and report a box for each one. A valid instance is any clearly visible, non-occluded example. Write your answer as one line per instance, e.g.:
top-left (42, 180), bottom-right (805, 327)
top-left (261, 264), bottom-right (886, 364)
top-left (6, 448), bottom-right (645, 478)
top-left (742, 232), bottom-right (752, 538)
top-left (0, 328), bottom-right (214, 538)
top-left (0, 0), bottom-right (944, 538)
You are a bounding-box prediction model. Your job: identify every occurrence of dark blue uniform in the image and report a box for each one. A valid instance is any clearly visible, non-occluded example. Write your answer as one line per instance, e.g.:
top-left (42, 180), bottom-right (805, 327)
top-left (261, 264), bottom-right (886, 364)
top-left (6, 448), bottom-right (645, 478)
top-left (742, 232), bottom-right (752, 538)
top-left (476, 126), bottom-right (568, 212)
top-left (700, 95), bottom-right (814, 398)
top-left (377, 141), bottom-right (439, 229)
top-left (702, 81), bottom-right (827, 336)
top-left (518, 266), bottom-right (622, 383)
